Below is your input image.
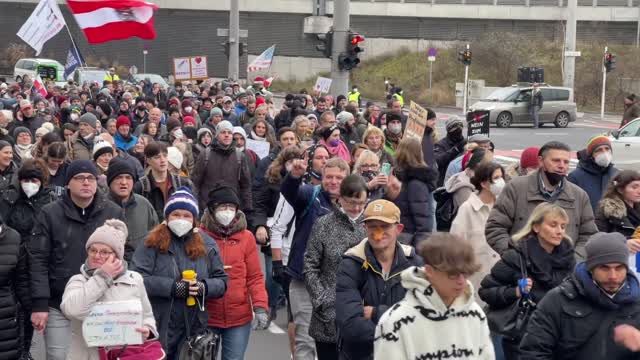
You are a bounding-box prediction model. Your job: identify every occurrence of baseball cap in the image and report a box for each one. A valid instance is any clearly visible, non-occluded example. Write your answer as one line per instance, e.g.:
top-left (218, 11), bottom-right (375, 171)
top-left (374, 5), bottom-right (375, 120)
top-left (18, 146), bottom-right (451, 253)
top-left (362, 200), bottom-right (401, 224)
top-left (183, 91), bottom-right (194, 98)
top-left (222, 96), bottom-right (233, 103)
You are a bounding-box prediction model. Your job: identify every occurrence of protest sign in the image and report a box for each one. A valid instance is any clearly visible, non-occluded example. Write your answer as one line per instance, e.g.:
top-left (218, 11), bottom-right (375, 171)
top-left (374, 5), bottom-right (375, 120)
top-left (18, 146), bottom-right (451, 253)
top-left (246, 139), bottom-right (271, 159)
top-left (82, 300), bottom-right (143, 347)
top-left (404, 101), bottom-right (429, 139)
top-left (466, 110), bottom-right (490, 137)
top-left (314, 77), bottom-right (332, 94)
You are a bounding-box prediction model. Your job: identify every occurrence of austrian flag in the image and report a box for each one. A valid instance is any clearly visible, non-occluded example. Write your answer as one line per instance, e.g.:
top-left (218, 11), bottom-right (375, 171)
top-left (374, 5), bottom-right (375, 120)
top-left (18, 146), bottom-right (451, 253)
top-left (66, 0), bottom-right (159, 44)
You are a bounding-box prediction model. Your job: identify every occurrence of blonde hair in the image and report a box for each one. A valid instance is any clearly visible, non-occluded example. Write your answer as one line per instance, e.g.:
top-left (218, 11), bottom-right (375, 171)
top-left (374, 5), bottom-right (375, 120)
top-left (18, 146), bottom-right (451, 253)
top-left (512, 203), bottom-right (571, 243)
top-left (362, 126), bottom-right (385, 145)
top-left (352, 150), bottom-right (379, 174)
top-left (395, 137), bottom-right (427, 171)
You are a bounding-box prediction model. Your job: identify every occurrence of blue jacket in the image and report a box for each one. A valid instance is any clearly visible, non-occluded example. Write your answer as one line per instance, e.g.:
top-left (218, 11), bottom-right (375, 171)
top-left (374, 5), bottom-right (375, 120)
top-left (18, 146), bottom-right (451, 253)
top-left (281, 174), bottom-right (334, 280)
top-left (235, 103), bottom-right (247, 116)
top-left (114, 132), bottom-right (138, 152)
top-left (131, 228), bottom-right (228, 356)
top-left (567, 150), bottom-right (619, 212)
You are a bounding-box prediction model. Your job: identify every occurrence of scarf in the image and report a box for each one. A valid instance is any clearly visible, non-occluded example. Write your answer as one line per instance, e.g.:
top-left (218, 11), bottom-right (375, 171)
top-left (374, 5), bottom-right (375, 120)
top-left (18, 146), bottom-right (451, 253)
top-left (82, 258), bottom-right (128, 280)
top-left (525, 235), bottom-right (575, 289)
top-left (385, 129), bottom-right (402, 145)
top-left (319, 139), bottom-right (351, 163)
top-left (250, 130), bottom-right (266, 141)
top-left (575, 262), bottom-right (640, 310)
top-left (15, 144), bottom-right (34, 160)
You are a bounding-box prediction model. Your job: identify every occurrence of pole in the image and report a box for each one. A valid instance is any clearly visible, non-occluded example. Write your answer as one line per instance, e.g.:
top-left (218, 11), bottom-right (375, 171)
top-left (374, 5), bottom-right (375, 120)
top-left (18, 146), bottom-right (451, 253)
top-left (636, 6), bottom-right (640, 48)
top-left (429, 61), bottom-right (433, 91)
top-left (64, 24), bottom-right (86, 69)
top-left (330, 0), bottom-right (349, 97)
top-left (228, 0), bottom-right (240, 81)
top-left (143, 51), bottom-right (147, 73)
top-left (601, 46), bottom-right (607, 120)
top-left (462, 43), bottom-right (469, 115)
top-left (563, 0), bottom-right (577, 91)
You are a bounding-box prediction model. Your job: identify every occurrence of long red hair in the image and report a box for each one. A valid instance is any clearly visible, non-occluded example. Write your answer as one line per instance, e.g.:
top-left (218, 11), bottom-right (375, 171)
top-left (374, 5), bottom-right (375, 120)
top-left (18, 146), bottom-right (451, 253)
top-left (144, 223), bottom-right (206, 259)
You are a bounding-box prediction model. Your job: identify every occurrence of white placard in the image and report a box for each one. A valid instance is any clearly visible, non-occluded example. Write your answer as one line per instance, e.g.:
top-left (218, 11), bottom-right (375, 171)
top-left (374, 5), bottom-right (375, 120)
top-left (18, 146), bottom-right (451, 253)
top-left (190, 56), bottom-right (208, 79)
top-left (82, 300), bottom-right (143, 347)
top-left (245, 139), bottom-right (270, 159)
top-left (173, 58), bottom-right (191, 81)
top-left (314, 77), bottom-right (332, 94)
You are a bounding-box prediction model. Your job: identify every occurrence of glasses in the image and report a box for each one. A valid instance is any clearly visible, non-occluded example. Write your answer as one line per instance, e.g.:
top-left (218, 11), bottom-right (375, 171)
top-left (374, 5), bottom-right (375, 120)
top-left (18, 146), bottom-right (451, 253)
top-left (360, 163), bottom-right (379, 171)
top-left (88, 248), bottom-right (114, 258)
top-left (72, 175), bottom-right (97, 183)
top-left (432, 265), bottom-right (470, 280)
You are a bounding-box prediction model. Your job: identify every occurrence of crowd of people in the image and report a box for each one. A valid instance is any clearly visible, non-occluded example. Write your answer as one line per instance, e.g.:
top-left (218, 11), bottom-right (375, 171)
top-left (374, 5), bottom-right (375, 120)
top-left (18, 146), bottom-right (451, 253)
top-left (0, 73), bottom-right (639, 360)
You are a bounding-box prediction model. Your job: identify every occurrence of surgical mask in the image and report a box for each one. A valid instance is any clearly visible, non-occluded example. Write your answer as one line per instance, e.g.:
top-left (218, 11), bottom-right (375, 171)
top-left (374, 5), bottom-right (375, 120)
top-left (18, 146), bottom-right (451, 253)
top-left (544, 170), bottom-right (564, 186)
top-left (21, 182), bottom-right (39, 198)
top-left (167, 219), bottom-right (193, 237)
top-left (173, 129), bottom-right (184, 139)
top-left (489, 178), bottom-right (505, 197)
top-left (184, 106), bottom-right (193, 113)
top-left (215, 209), bottom-right (236, 226)
top-left (388, 123), bottom-right (402, 134)
top-left (328, 139), bottom-right (340, 147)
top-left (70, 113), bottom-right (79, 121)
top-left (594, 151), bottom-right (612, 168)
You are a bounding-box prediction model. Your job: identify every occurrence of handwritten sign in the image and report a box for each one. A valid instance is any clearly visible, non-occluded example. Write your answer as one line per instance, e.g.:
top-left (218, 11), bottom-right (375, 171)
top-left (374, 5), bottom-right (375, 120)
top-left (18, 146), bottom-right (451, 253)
top-left (82, 300), bottom-right (143, 347)
top-left (314, 77), bottom-right (332, 94)
top-left (246, 138), bottom-right (271, 159)
top-left (466, 110), bottom-right (490, 137)
top-left (404, 101), bottom-right (429, 139)
top-left (173, 57), bottom-right (191, 81)
top-left (190, 56), bottom-right (208, 79)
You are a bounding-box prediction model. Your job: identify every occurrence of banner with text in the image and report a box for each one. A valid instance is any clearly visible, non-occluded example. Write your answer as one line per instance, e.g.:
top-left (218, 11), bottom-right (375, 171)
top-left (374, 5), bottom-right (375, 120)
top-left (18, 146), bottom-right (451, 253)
top-left (466, 110), bottom-right (490, 137)
top-left (404, 101), bottom-right (429, 139)
top-left (82, 300), bottom-right (143, 347)
top-left (173, 56), bottom-right (208, 81)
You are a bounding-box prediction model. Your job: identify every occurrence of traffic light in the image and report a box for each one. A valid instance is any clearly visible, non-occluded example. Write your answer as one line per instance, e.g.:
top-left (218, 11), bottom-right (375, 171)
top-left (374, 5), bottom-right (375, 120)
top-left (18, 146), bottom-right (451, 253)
top-left (458, 49), bottom-right (472, 66)
top-left (315, 31), bottom-right (333, 58)
top-left (604, 52), bottom-right (616, 73)
top-left (221, 41), bottom-right (230, 58)
top-left (338, 32), bottom-right (365, 71)
top-left (239, 42), bottom-right (248, 57)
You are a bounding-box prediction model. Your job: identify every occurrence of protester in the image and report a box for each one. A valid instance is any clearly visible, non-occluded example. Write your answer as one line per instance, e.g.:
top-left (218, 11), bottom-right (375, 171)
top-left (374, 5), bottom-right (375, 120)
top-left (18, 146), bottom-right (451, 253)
top-left (232, 126), bottom-right (259, 177)
top-left (363, 127), bottom-right (394, 166)
top-left (480, 203), bottom-right (576, 358)
top-left (594, 170), bottom-right (640, 240)
top-left (193, 127), bottom-right (213, 160)
top-left (434, 116), bottom-right (467, 186)
top-left (43, 142), bottom-right (68, 191)
top-left (353, 150), bottom-right (389, 201)
top-left (114, 115), bottom-right (138, 152)
top-left (383, 113), bottom-right (403, 157)
top-left (0, 140), bottom-right (18, 190)
top-left (68, 113), bottom-right (98, 161)
top-left (60, 219), bottom-right (158, 360)
top-left (445, 147), bottom-right (493, 211)
top-left (505, 146), bottom-right (540, 180)
top-left (374, 233), bottom-right (494, 360)
top-left (319, 124), bottom-right (351, 163)
top-left (421, 108), bottom-right (438, 168)
top-left (13, 126), bottom-right (34, 162)
top-left (443, 134), bottom-right (492, 183)
top-left (335, 199), bottom-right (422, 360)
top-left (131, 187), bottom-right (228, 358)
top-left (304, 175), bottom-right (368, 359)
top-left (302, 144), bottom-right (330, 186)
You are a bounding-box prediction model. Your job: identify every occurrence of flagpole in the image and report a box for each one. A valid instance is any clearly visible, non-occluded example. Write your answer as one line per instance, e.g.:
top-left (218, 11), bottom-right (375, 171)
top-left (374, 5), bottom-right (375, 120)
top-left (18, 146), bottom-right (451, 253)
top-left (64, 24), bottom-right (86, 69)
top-left (266, 44), bottom-right (276, 77)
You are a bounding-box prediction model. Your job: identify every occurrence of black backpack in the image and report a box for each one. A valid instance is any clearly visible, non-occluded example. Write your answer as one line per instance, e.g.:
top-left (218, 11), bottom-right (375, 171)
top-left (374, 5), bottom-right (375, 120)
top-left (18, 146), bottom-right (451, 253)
top-left (433, 187), bottom-right (458, 231)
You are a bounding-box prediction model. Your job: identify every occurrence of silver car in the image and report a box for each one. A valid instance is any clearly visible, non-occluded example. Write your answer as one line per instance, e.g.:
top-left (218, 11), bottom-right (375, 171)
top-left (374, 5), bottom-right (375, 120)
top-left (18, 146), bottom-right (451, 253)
top-left (469, 85), bottom-right (577, 128)
top-left (609, 118), bottom-right (640, 170)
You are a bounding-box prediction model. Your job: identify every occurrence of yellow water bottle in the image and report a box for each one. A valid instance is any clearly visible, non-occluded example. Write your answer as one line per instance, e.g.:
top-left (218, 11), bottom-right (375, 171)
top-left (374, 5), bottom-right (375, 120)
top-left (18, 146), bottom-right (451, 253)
top-left (182, 270), bottom-right (196, 306)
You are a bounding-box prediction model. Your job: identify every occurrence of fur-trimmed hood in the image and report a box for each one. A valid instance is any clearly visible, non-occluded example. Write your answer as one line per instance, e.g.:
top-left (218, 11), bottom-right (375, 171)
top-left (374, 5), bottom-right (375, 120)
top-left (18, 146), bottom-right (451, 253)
top-left (600, 196), bottom-right (627, 219)
top-left (200, 208), bottom-right (247, 236)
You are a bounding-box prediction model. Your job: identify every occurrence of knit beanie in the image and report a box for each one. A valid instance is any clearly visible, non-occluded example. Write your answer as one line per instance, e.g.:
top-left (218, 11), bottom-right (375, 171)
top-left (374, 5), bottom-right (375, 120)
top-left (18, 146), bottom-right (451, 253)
top-left (164, 186), bottom-right (199, 220)
top-left (336, 111), bottom-right (354, 126)
top-left (232, 126), bottom-right (247, 140)
top-left (35, 127), bottom-right (49, 138)
top-left (86, 219), bottom-right (128, 260)
top-left (586, 135), bottom-right (612, 156)
top-left (116, 115), bottom-right (131, 129)
top-left (520, 146), bottom-right (540, 170)
top-left (322, 124), bottom-right (340, 141)
top-left (210, 107), bottom-right (223, 117)
top-left (585, 232), bottom-right (629, 270)
top-left (216, 120), bottom-right (233, 134)
top-left (42, 122), bottom-right (55, 133)
top-left (207, 186), bottom-right (240, 210)
top-left (183, 116), bottom-right (196, 127)
top-left (445, 116), bottom-right (464, 132)
top-left (166, 118), bottom-right (182, 134)
top-left (197, 127), bottom-right (213, 141)
top-left (65, 160), bottom-right (98, 185)
top-left (92, 140), bottom-right (113, 161)
top-left (167, 146), bottom-right (184, 170)
top-left (79, 112), bottom-right (98, 129)
top-left (98, 102), bottom-right (112, 117)
top-left (106, 157), bottom-right (137, 185)
top-left (13, 126), bottom-right (31, 140)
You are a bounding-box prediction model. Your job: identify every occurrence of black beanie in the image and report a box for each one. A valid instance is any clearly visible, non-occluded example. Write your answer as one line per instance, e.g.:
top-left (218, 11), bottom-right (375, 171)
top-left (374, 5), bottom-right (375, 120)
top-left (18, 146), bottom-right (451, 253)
top-left (207, 186), bottom-right (240, 210)
top-left (166, 118), bottom-right (181, 134)
top-left (107, 158), bottom-right (137, 185)
top-left (18, 162), bottom-right (44, 182)
top-left (65, 160), bottom-right (98, 185)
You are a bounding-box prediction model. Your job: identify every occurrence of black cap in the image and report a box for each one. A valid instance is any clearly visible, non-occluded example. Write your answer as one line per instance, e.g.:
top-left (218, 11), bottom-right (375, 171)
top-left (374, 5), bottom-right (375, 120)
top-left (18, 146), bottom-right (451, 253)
top-left (107, 158), bottom-right (137, 186)
top-left (207, 186), bottom-right (240, 210)
top-left (65, 160), bottom-right (98, 185)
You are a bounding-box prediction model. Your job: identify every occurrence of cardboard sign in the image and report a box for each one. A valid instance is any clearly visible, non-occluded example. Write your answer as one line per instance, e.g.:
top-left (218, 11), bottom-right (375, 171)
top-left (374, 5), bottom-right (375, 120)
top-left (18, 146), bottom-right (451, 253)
top-left (404, 101), bottom-right (429, 139)
top-left (173, 56), bottom-right (209, 81)
top-left (466, 110), bottom-right (490, 137)
top-left (245, 138), bottom-right (271, 159)
top-left (190, 56), bottom-right (208, 79)
top-left (314, 77), bottom-right (332, 94)
top-left (82, 300), bottom-right (143, 347)
top-left (173, 57), bottom-right (191, 81)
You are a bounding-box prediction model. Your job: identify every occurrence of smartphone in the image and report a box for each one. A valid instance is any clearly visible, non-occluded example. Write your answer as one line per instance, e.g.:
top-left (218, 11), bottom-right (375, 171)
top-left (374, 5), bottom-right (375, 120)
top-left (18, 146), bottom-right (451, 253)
top-left (381, 163), bottom-right (391, 176)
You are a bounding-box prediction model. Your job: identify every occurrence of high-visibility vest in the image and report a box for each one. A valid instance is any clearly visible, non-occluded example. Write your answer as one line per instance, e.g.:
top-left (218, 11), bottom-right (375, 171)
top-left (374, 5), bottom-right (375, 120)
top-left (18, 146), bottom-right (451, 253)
top-left (348, 91), bottom-right (360, 103)
top-left (104, 73), bottom-right (120, 82)
top-left (393, 93), bottom-right (404, 107)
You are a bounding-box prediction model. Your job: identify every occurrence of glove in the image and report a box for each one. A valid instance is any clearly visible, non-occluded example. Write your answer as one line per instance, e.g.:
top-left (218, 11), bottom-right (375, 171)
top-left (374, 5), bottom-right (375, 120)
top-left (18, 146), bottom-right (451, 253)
top-left (253, 308), bottom-right (270, 330)
top-left (174, 281), bottom-right (189, 298)
top-left (272, 260), bottom-right (286, 286)
top-left (196, 281), bottom-right (207, 297)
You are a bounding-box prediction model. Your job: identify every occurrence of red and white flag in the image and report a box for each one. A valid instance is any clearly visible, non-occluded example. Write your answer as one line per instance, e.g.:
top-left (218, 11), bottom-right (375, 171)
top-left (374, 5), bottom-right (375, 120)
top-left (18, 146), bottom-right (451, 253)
top-left (33, 75), bottom-right (48, 98)
top-left (66, 0), bottom-right (159, 44)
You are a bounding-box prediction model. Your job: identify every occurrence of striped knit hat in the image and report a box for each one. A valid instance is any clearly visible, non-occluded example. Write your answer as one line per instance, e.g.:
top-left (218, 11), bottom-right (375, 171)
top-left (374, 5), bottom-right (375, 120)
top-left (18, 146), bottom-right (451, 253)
top-left (164, 186), bottom-right (199, 220)
top-left (586, 135), bottom-right (611, 156)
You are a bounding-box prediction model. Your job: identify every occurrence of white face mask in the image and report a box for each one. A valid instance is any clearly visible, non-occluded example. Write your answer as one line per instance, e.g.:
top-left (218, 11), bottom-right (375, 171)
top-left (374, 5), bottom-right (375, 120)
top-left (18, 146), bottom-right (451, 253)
top-left (172, 129), bottom-right (184, 140)
top-left (489, 178), bottom-right (506, 198)
top-left (21, 182), bottom-right (39, 198)
top-left (341, 206), bottom-right (364, 222)
top-left (167, 219), bottom-right (193, 237)
top-left (184, 106), bottom-right (193, 113)
top-left (70, 113), bottom-right (79, 121)
top-left (388, 123), bottom-right (402, 134)
top-left (215, 209), bottom-right (236, 226)
top-left (594, 151), bottom-right (613, 168)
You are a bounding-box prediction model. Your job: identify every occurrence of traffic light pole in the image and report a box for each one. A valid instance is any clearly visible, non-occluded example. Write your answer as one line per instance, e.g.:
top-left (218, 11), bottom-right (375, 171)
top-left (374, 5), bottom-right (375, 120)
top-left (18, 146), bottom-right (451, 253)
top-left (462, 43), bottom-right (470, 115)
top-left (228, 0), bottom-right (240, 81)
top-left (330, 0), bottom-right (349, 97)
top-left (601, 46), bottom-right (608, 121)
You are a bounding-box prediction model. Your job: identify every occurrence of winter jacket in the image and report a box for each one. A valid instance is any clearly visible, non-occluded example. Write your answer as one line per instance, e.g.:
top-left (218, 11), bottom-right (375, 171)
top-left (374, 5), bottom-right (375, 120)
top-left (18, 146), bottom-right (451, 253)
top-left (450, 193), bottom-right (499, 307)
top-left (485, 169), bottom-right (597, 261)
top-left (374, 267), bottom-right (494, 360)
top-left (304, 209), bottom-right (366, 343)
top-left (434, 135), bottom-right (465, 187)
top-left (268, 193), bottom-right (296, 265)
top-left (61, 266), bottom-right (158, 360)
top-left (519, 263), bottom-right (640, 360)
top-left (340, 125), bottom-right (362, 152)
top-left (567, 150), bottom-right (619, 212)
top-left (133, 172), bottom-right (193, 222)
top-left (48, 161), bottom-right (69, 190)
top-left (114, 132), bottom-right (138, 152)
top-left (394, 166), bottom-right (437, 247)
top-left (0, 186), bottom-right (57, 240)
top-left (109, 192), bottom-right (159, 261)
top-left (67, 132), bottom-right (94, 161)
top-left (621, 101), bottom-right (640, 128)
top-left (335, 239), bottom-right (423, 360)
top-left (421, 128), bottom-right (438, 168)
top-left (200, 210), bottom-right (268, 329)
top-left (444, 168), bottom-right (476, 211)
top-left (0, 161), bottom-right (18, 191)
top-left (0, 222), bottom-right (30, 360)
top-left (595, 196), bottom-right (640, 238)
top-left (130, 227), bottom-right (228, 356)
top-left (281, 174), bottom-right (335, 280)
top-left (222, 108), bottom-right (238, 126)
top-left (18, 115), bottom-right (43, 135)
top-left (192, 141), bottom-right (252, 212)
top-left (29, 192), bottom-right (123, 312)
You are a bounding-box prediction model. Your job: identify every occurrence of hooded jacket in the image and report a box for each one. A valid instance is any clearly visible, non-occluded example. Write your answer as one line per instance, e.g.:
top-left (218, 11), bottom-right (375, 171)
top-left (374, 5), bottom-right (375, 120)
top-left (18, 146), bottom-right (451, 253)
top-left (567, 149), bottom-right (619, 212)
top-left (0, 161), bottom-right (18, 191)
top-left (114, 131), bottom-right (138, 152)
top-left (595, 196), bottom-right (640, 238)
top-left (445, 168), bottom-right (476, 210)
top-left (374, 267), bottom-right (494, 360)
top-left (394, 166), bottom-right (437, 247)
top-left (0, 185), bottom-right (58, 240)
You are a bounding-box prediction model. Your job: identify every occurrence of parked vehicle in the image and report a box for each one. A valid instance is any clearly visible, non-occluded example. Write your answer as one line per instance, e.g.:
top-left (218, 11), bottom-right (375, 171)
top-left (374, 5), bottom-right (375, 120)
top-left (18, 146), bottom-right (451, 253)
top-left (131, 73), bottom-right (169, 89)
top-left (469, 84), bottom-right (577, 128)
top-left (71, 68), bottom-right (109, 85)
top-left (14, 58), bottom-right (64, 84)
top-left (609, 118), bottom-right (640, 170)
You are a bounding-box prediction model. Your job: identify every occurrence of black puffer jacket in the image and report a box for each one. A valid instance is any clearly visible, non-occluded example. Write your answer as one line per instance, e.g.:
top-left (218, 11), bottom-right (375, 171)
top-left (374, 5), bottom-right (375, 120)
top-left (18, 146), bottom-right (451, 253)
top-left (0, 222), bottom-right (30, 359)
top-left (0, 162), bottom-right (18, 192)
top-left (0, 186), bottom-right (58, 239)
top-left (29, 192), bottom-right (123, 312)
top-left (393, 166), bottom-right (437, 247)
top-left (595, 196), bottom-right (640, 238)
top-left (434, 135), bottom-right (465, 187)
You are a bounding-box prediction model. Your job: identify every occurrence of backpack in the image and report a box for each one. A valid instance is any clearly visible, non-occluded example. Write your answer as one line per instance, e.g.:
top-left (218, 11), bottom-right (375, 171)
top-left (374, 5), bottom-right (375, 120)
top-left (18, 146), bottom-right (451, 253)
top-left (201, 147), bottom-right (244, 182)
top-left (433, 187), bottom-right (458, 231)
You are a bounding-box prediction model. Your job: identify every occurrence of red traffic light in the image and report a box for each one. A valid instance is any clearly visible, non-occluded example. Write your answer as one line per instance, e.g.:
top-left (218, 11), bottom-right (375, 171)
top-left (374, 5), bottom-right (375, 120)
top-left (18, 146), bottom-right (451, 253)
top-left (350, 35), bottom-right (365, 44)
top-left (604, 52), bottom-right (613, 60)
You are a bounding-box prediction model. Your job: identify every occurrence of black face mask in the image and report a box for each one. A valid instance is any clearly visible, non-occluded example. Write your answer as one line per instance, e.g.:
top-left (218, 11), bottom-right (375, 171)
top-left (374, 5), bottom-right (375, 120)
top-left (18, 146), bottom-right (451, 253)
top-left (448, 128), bottom-right (464, 142)
top-left (137, 106), bottom-right (146, 112)
top-left (361, 170), bottom-right (377, 181)
top-left (544, 170), bottom-right (564, 186)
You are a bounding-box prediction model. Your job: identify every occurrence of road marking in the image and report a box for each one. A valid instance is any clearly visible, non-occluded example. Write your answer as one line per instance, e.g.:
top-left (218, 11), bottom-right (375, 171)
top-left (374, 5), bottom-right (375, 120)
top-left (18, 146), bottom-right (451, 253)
top-left (534, 133), bottom-right (568, 136)
top-left (268, 322), bottom-right (286, 334)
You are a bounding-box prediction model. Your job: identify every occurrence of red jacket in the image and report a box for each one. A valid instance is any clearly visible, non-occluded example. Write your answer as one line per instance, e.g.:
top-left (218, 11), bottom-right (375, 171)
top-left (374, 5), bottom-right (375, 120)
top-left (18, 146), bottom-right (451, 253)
top-left (200, 210), bottom-right (268, 328)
